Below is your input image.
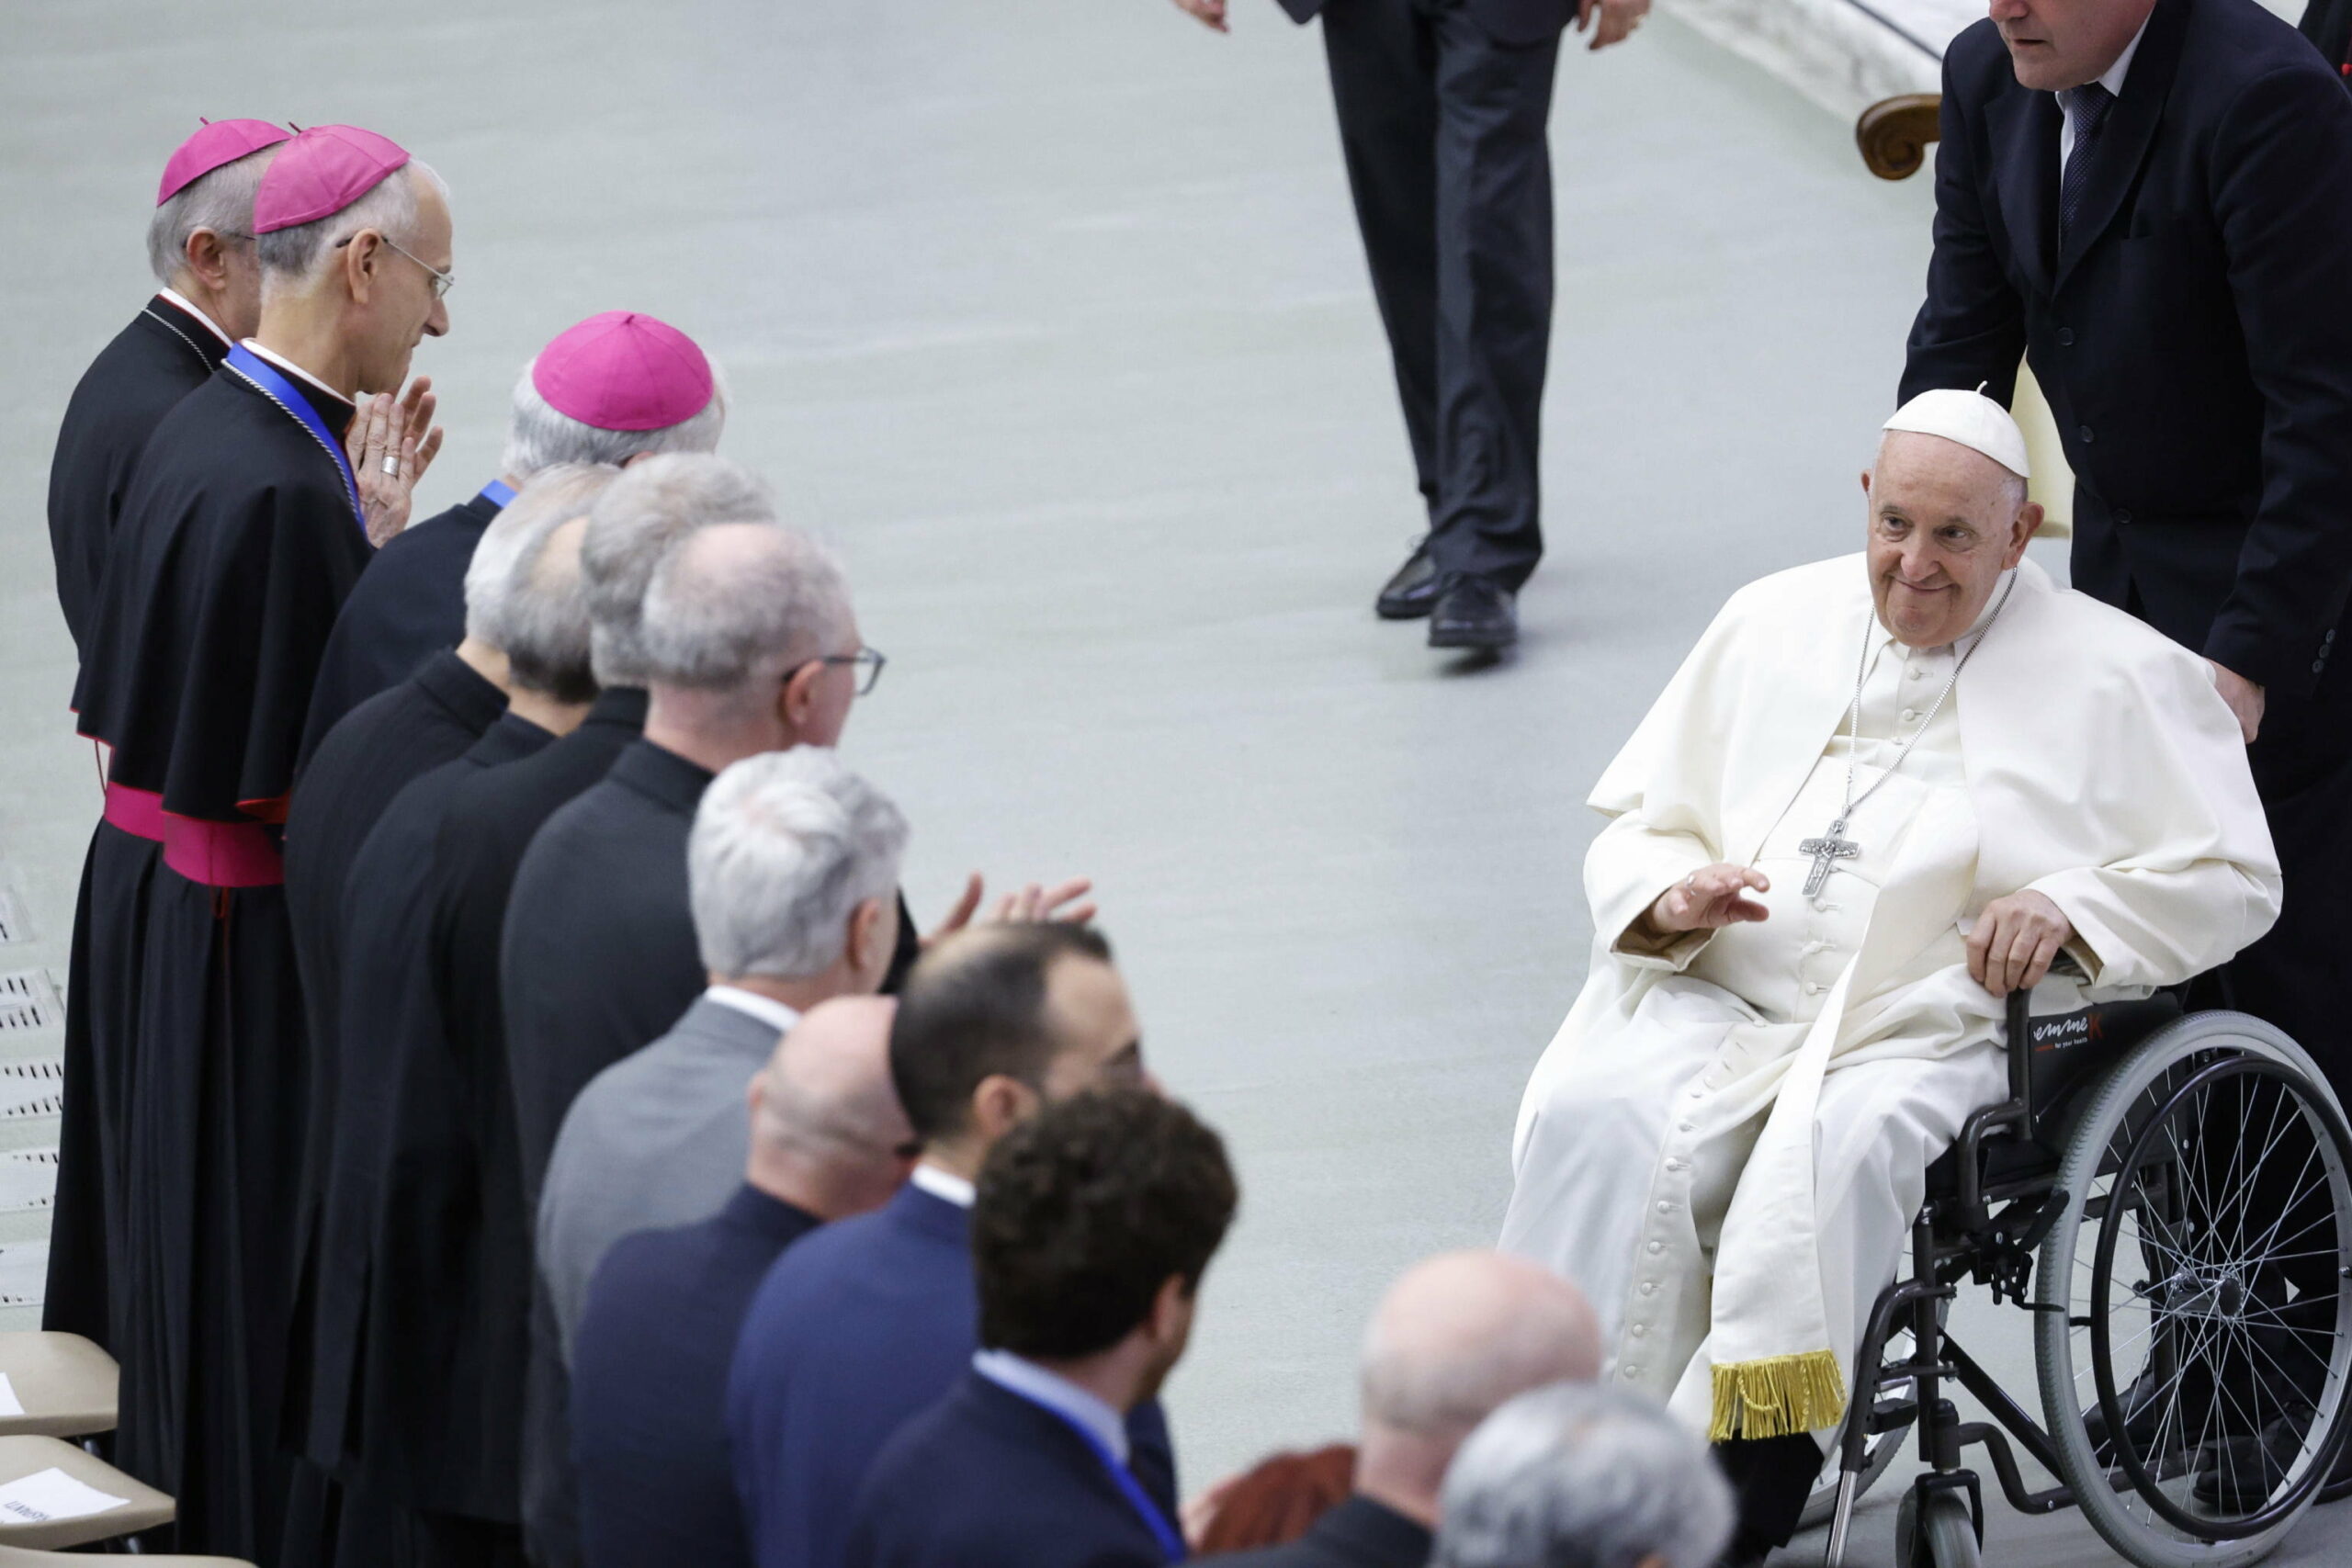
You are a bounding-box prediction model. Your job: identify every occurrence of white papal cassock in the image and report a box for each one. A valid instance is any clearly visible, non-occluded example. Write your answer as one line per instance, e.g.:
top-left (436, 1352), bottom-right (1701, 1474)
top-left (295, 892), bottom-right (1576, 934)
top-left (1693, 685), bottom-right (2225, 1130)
top-left (1501, 553), bottom-right (2280, 1444)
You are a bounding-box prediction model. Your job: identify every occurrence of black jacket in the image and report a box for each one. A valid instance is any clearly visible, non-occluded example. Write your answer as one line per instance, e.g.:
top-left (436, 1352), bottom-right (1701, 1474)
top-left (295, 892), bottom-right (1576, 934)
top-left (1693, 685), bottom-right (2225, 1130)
top-left (1204, 1495), bottom-right (1433, 1568)
top-left (1902, 0), bottom-right (2352, 696)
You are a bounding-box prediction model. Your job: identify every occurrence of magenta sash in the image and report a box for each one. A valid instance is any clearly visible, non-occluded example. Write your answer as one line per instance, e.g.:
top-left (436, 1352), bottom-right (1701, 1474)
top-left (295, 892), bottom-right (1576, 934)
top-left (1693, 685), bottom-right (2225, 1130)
top-left (104, 783), bottom-right (283, 889)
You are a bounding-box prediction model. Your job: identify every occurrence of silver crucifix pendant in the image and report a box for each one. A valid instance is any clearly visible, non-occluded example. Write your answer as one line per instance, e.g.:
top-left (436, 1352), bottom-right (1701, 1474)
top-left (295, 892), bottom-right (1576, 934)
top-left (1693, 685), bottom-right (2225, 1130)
top-left (1798, 818), bottom-right (1860, 902)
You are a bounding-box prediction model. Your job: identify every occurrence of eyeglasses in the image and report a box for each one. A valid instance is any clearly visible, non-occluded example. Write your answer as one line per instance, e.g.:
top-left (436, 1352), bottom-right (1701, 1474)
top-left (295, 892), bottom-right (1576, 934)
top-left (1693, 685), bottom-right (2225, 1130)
top-left (334, 231), bottom-right (456, 299)
top-left (803, 647), bottom-right (888, 696)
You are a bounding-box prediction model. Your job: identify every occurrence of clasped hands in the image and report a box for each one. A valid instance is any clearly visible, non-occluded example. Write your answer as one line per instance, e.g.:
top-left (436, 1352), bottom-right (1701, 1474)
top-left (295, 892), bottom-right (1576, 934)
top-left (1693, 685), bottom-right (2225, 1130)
top-left (343, 377), bottom-right (447, 547)
top-left (1635, 863), bottom-right (2074, 995)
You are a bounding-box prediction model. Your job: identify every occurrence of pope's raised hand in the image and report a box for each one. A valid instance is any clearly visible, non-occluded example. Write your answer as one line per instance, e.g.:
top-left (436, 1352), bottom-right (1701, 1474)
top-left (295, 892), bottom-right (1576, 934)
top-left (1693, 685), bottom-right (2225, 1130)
top-left (1968, 889), bottom-right (2073, 996)
top-left (1642, 863), bottom-right (1770, 938)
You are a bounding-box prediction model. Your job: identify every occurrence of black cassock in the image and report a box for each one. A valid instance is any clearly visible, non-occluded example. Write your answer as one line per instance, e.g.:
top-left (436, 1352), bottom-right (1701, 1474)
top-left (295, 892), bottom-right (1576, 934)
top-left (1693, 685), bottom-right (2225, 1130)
top-left (285, 714), bottom-right (554, 1568)
top-left (300, 486), bottom-right (508, 764)
top-left (62, 358), bottom-right (369, 1560)
top-left (46, 293), bottom-right (229, 660)
top-left (279, 650), bottom-right (505, 1467)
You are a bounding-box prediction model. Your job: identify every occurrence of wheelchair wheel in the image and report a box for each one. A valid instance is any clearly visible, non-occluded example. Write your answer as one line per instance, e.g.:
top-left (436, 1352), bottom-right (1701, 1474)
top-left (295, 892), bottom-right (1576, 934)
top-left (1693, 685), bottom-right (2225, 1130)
top-left (1894, 1487), bottom-right (1981, 1568)
top-left (2032, 1013), bottom-right (2352, 1567)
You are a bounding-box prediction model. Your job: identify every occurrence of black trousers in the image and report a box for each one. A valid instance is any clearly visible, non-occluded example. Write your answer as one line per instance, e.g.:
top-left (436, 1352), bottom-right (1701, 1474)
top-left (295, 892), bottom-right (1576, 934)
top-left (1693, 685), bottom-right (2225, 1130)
top-left (1321, 0), bottom-right (1561, 589)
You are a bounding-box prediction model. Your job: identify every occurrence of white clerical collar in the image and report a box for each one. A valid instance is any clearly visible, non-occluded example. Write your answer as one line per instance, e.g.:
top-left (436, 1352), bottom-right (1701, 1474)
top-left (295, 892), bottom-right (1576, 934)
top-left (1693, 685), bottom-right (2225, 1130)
top-left (910, 1162), bottom-right (976, 1209)
top-left (971, 1348), bottom-right (1130, 1464)
top-left (239, 340), bottom-right (355, 410)
top-left (703, 986), bottom-right (801, 1037)
top-left (156, 288), bottom-right (232, 348)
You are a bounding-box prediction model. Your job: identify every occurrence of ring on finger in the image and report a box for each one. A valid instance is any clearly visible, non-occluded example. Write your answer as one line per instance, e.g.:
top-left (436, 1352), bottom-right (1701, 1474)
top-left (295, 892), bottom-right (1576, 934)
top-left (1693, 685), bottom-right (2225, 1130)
top-left (382, 457), bottom-right (401, 477)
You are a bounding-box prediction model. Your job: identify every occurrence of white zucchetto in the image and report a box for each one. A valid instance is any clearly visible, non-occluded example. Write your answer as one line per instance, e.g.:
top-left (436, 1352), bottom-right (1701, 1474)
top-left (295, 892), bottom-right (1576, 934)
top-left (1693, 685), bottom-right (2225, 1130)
top-left (1883, 388), bottom-right (2031, 481)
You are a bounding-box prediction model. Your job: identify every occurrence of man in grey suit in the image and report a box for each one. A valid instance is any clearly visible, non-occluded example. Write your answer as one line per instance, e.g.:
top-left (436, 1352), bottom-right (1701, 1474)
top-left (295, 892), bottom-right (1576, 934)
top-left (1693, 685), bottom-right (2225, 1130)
top-left (538, 744), bottom-right (914, 1353)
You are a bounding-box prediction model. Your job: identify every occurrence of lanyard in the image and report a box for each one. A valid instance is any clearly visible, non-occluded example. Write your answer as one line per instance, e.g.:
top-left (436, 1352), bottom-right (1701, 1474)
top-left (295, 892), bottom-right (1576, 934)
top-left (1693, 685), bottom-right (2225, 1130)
top-left (997, 1388), bottom-right (1185, 1562)
top-left (223, 344), bottom-right (362, 529)
top-left (479, 479), bottom-right (516, 509)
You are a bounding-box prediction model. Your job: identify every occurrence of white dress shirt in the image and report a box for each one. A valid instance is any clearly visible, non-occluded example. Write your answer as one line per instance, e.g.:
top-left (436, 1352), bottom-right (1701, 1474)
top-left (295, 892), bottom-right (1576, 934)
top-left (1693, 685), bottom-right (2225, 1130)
top-left (910, 1162), bottom-right (976, 1208)
top-left (2058, 17), bottom-right (2149, 175)
top-left (970, 1349), bottom-right (1130, 1465)
top-left (703, 985), bottom-right (801, 1039)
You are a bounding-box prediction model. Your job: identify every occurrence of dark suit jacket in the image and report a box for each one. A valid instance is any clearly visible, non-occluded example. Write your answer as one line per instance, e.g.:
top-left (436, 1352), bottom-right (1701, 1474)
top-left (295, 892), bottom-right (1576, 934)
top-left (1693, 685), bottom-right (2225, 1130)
top-left (846, 1371), bottom-right (1171, 1568)
top-left (502, 737), bottom-right (714, 1211)
top-left (571, 1186), bottom-right (820, 1568)
top-left (1275, 0), bottom-right (1574, 46)
top-left (302, 486), bottom-right (505, 756)
top-left (1204, 1495), bottom-right (1433, 1568)
top-left (728, 1185), bottom-right (1177, 1568)
top-left (1902, 0), bottom-right (2352, 697)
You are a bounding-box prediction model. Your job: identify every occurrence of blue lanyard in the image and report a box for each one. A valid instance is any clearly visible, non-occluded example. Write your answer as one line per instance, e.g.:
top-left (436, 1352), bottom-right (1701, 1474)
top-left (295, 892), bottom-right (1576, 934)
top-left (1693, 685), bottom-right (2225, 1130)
top-left (479, 479), bottom-right (516, 509)
top-left (224, 344), bottom-right (362, 529)
top-left (998, 1388), bottom-right (1186, 1562)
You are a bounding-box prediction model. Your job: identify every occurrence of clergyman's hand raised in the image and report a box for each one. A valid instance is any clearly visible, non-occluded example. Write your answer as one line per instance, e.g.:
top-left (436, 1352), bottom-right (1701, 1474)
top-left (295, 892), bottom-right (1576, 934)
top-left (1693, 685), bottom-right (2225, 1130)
top-left (346, 377), bottom-right (445, 547)
top-left (1640, 863), bottom-right (1770, 940)
top-left (1968, 889), bottom-right (2074, 997)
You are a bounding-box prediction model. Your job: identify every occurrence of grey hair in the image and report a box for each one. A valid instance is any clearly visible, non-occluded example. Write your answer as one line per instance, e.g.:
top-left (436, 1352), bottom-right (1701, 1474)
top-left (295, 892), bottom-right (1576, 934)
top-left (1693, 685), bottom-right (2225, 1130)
top-left (498, 357), bottom-right (729, 479)
top-left (690, 749), bottom-right (910, 980)
top-left (147, 144), bottom-right (277, 286)
top-left (581, 453), bottom-right (776, 685)
top-left (634, 523), bottom-right (852, 695)
top-left (257, 159), bottom-right (447, 288)
top-left (467, 464), bottom-right (615, 702)
top-left (1432, 1385), bottom-right (1734, 1568)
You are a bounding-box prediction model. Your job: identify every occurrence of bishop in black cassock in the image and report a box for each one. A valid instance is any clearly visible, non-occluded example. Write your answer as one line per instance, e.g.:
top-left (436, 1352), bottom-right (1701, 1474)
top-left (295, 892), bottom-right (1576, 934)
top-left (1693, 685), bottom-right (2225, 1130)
top-left (302, 310), bottom-right (730, 754)
top-left (43, 120), bottom-right (288, 1355)
top-left (58, 123), bottom-right (453, 1558)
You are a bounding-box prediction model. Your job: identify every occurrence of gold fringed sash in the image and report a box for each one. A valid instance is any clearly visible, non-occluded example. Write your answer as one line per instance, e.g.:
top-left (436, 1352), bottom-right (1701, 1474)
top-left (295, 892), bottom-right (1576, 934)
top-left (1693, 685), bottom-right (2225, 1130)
top-left (1707, 1349), bottom-right (1849, 1441)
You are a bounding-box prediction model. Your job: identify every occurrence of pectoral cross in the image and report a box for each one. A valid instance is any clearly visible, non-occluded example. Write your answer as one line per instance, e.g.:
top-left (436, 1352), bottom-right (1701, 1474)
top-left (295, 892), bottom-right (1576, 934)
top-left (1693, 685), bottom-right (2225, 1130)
top-left (1798, 818), bottom-right (1860, 901)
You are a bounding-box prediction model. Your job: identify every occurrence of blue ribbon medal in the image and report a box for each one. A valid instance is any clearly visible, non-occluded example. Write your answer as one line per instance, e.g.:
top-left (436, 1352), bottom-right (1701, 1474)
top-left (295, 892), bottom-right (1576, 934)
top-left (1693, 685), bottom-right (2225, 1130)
top-left (224, 344), bottom-right (363, 529)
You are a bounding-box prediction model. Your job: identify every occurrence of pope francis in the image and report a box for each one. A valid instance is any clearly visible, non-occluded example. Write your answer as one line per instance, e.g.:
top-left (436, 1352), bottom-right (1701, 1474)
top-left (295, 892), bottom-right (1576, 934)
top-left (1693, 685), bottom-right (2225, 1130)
top-left (1498, 389), bottom-right (2282, 1562)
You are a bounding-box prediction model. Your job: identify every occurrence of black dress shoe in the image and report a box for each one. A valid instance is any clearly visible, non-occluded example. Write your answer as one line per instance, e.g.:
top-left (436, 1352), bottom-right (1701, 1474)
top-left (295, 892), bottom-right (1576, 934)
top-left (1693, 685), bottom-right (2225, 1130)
top-left (1428, 574), bottom-right (1517, 649)
top-left (1376, 539), bottom-right (1442, 620)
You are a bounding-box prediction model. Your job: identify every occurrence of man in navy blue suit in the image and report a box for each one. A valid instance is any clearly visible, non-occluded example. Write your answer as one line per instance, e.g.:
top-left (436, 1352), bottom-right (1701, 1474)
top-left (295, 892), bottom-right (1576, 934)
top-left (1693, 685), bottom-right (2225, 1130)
top-left (569, 997), bottom-right (914, 1568)
top-left (728, 923), bottom-right (1170, 1568)
top-left (847, 1088), bottom-right (1238, 1568)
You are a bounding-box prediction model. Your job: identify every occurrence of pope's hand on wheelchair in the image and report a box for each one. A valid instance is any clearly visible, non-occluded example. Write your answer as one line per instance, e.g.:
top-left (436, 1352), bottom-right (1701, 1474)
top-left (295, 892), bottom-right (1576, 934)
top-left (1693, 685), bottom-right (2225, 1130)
top-left (1967, 889), bottom-right (2073, 996)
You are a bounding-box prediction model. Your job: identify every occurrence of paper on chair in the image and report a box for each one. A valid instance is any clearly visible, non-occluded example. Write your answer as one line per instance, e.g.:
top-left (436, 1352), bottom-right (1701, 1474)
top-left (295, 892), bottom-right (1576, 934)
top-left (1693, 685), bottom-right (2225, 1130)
top-left (0, 1374), bottom-right (25, 1417)
top-left (0, 1466), bottom-right (127, 1523)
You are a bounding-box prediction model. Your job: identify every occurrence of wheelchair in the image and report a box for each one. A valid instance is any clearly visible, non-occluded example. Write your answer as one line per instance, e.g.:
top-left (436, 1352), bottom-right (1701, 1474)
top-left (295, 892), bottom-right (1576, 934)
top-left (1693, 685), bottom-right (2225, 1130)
top-left (1803, 983), bottom-right (2352, 1568)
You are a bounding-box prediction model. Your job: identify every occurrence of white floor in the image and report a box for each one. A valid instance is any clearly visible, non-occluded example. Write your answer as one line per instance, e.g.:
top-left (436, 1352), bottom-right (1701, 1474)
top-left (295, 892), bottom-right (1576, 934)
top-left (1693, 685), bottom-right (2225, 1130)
top-left (3, 2), bottom-right (2346, 1563)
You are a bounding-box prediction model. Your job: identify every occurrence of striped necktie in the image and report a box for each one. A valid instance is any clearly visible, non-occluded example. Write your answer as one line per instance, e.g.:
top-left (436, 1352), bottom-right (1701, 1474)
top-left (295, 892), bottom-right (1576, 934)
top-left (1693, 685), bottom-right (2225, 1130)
top-left (2057, 82), bottom-right (2116, 240)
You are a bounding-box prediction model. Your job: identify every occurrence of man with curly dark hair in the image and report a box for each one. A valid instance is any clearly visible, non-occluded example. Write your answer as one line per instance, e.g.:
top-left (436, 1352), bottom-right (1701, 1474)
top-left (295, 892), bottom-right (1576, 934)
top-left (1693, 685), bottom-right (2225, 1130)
top-left (848, 1088), bottom-right (1239, 1568)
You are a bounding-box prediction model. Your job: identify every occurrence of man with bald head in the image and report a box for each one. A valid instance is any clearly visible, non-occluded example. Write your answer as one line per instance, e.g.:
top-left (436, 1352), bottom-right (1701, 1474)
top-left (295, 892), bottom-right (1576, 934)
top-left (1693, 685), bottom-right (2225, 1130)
top-left (571, 995), bottom-right (915, 1568)
top-left (1206, 1250), bottom-right (1600, 1567)
top-left (1500, 390), bottom-right (2278, 1562)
